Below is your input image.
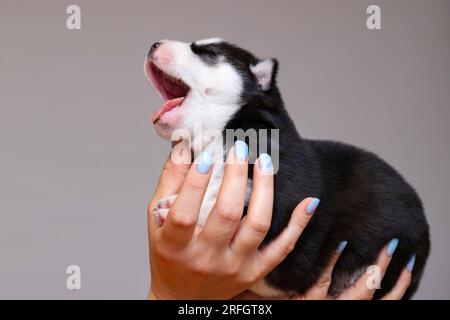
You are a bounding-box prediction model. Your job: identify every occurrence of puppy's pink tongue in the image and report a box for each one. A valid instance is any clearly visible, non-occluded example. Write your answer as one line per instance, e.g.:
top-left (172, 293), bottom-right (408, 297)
top-left (152, 97), bottom-right (184, 123)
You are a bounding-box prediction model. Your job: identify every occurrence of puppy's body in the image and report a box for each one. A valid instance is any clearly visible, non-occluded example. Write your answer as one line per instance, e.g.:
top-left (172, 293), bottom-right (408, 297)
top-left (145, 38), bottom-right (430, 298)
top-left (227, 102), bottom-right (429, 298)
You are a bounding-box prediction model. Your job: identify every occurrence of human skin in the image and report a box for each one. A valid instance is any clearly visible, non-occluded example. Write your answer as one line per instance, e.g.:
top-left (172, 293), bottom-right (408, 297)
top-left (147, 142), bottom-right (413, 300)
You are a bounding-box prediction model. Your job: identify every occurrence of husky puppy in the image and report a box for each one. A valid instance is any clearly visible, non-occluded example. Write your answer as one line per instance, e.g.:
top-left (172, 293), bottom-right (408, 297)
top-left (144, 38), bottom-right (429, 299)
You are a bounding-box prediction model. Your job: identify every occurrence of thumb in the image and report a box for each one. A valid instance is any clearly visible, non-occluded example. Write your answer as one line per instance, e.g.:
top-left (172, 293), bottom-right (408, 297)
top-left (148, 140), bottom-right (191, 233)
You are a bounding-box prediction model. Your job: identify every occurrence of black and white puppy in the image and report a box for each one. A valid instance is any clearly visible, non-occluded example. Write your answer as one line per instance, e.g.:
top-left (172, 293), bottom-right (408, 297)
top-left (144, 38), bottom-right (430, 299)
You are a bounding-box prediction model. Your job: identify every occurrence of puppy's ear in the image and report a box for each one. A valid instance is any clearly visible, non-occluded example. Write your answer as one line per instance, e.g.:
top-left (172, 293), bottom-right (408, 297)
top-left (250, 58), bottom-right (278, 91)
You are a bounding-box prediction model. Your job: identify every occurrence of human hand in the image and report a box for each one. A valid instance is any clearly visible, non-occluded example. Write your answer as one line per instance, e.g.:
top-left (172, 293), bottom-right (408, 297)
top-left (147, 141), bottom-right (317, 299)
top-left (233, 239), bottom-right (414, 300)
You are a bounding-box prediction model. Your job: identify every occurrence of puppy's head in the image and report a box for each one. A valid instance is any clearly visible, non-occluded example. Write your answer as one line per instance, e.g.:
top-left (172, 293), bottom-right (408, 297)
top-left (145, 38), bottom-right (279, 139)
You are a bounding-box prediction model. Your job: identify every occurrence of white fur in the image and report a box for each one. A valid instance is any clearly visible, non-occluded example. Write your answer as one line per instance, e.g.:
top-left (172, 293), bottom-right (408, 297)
top-left (194, 37), bottom-right (225, 46)
top-left (154, 194), bottom-right (178, 225)
top-left (146, 40), bottom-right (243, 141)
top-left (197, 139), bottom-right (226, 225)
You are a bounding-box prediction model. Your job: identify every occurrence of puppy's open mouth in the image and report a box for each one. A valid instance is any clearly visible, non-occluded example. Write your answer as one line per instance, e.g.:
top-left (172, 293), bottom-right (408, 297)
top-left (146, 61), bottom-right (190, 123)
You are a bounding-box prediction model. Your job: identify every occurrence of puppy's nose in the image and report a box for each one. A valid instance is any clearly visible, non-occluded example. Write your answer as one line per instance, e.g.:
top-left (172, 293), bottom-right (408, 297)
top-left (148, 42), bottom-right (161, 59)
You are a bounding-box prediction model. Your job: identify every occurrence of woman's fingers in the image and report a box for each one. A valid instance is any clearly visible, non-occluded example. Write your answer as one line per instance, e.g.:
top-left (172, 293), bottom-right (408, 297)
top-left (380, 267), bottom-right (412, 300)
top-left (381, 254), bottom-right (415, 300)
top-left (148, 141), bottom-right (191, 235)
top-left (158, 150), bottom-right (213, 249)
top-left (232, 154), bottom-right (274, 253)
top-left (201, 141), bottom-right (249, 245)
top-left (258, 197), bottom-right (319, 275)
top-left (301, 240), bottom-right (348, 299)
top-left (338, 238), bottom-right (399, 300)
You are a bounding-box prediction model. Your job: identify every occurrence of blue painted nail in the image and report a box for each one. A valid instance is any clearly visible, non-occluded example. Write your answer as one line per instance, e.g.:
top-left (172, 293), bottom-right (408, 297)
top-left (234, 141), bottom-right (248, 161)
top-left (336, 241), bottom-right (348, 254)
top-left (407, 254), bottom-right (416, 272)
top-left (196, 151), bottom-right (213, 174)
top-left (387, 238), bottom-right (399, 257)
top-left (306, 198), bottom-right (320, 215)
top-left (259, 153), bottom-right (272, 173)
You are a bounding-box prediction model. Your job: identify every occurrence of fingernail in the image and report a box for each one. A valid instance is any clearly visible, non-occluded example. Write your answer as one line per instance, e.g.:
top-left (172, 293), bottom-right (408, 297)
top-left (234, 140), bottom-right (248, 161)
top-left (407, 254), bottom-right (416, 272)
top-left (259, 153), bottom-right (272, 173)
top-left (387, 238), bottom-right (399, 257)
top-left (336, 240), bottom-right (348, 254)
top-left (196, 151), bottom-right (213, 174)
top-left (306, 198), bottom-right (320, 215)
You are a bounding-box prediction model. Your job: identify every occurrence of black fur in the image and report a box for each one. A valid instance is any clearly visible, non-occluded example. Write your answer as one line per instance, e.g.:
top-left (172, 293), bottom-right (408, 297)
top-left (193, 41), bottom-right (430, 298)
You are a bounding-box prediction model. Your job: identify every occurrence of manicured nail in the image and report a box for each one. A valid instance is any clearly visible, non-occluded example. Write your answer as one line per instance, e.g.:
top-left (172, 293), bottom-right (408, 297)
top-left (259, 153), bottom-right (272, 173)
top-left (407, 254), bottom-right (416, 272)
top-left (336, 240), bottom-right (348, 254)
top-left (306, 198), bottom-right (320, 215)
top-left (196, 151), bottom-right (213, 174)
top-left (387, 238), bottom-right (399, 257)
top-left (234, 140), bottom-right (248, 161)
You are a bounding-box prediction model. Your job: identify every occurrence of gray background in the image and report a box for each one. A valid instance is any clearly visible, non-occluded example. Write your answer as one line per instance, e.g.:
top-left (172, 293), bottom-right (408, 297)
top-left (0, 0), bottom-right (449, 299)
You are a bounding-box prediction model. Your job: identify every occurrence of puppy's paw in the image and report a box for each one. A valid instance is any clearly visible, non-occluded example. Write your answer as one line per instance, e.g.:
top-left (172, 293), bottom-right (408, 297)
top-left (153, 194), bottom-right (178, 226)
